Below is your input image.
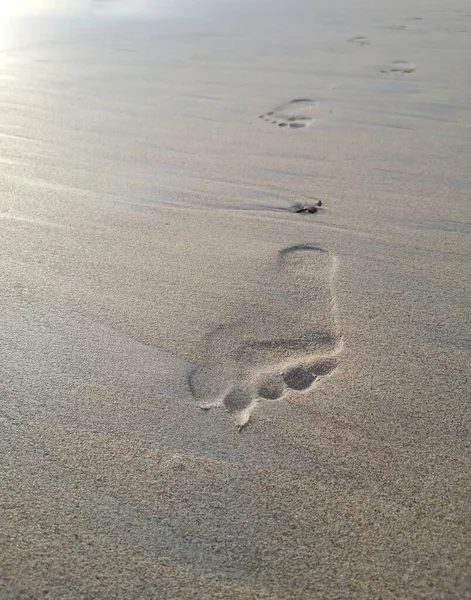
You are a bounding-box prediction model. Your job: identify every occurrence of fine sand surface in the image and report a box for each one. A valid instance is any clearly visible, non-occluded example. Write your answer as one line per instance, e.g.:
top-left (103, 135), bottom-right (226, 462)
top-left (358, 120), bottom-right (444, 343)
top-left (1, 0), bottom-right (470, 598)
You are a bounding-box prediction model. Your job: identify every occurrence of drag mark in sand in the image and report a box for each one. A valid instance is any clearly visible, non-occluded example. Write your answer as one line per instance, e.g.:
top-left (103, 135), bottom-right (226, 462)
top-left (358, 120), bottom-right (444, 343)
top-left (188, 245), bottom-right (342, 429)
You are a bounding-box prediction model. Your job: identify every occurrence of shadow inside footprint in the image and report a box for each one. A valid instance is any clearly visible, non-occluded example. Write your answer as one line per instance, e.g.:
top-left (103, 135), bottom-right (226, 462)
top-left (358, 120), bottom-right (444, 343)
top-left (236, 329), bottom-right (337, 366)
top-left (223, 387), bottom-right (252, 413)
top-left (255, 374), bottom-right (285, 400)
top-left (283, 358), bottom-right (337, 391)
top-left (283, 365), bottom-right (317, 390)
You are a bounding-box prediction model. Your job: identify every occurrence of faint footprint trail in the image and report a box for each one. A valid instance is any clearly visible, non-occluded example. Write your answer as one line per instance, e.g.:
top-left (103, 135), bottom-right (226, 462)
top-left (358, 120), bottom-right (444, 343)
top-left (188, 245), bottom-right (342, 429)
top-left (259, 98), bottom-right (327, 129)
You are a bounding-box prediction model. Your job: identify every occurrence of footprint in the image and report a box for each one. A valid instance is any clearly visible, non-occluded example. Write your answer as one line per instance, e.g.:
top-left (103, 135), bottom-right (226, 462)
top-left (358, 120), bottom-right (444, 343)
top-left (384, 24), bottom-right (408, 31)
top-left (348, 36), bottom-right (371, 45)
top-left (188, 245), bottom-right (341, 428)
top-left (258, 98), bottom-right (325, 129)
top-left (379, 60), bottom-right (416, 75)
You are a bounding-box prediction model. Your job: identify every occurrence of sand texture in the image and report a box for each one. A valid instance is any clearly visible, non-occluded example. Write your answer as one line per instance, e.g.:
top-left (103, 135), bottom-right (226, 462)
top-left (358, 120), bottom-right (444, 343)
top-left (1, 0), bottom-right (470, 598)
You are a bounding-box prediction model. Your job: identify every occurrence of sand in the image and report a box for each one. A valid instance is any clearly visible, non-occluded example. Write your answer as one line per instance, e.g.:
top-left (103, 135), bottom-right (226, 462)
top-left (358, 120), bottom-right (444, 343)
top-left (0, 0), bottom-right (470, 598)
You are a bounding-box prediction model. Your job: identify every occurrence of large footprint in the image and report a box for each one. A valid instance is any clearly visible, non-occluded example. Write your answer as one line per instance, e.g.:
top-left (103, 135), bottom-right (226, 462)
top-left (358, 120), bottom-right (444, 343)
top-left (259, 98), bottom-right (328, 129)
top-left (188, 245), bottom-right (342, 429)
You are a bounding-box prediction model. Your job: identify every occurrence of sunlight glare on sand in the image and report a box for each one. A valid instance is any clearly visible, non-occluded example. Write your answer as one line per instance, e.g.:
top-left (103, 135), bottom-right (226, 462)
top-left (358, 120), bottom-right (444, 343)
top-left (0, 0), bottom-right (201, 24)
top-left (0, 0), bottom-right (78, 18)
top-left (0, 0), bottom-right (188, 52)
top-left (0, 1), bottom-right (79, 51)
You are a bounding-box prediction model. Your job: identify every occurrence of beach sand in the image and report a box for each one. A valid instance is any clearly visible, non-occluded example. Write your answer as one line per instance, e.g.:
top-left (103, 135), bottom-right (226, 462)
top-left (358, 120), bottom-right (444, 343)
top-left (1, 0), bottom-right (470, 597)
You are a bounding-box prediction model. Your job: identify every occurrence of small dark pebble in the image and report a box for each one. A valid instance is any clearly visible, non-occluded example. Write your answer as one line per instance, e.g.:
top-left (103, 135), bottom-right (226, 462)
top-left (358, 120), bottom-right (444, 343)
top-left (291, 201), bottom-right (324, 214)
top-left (290, 98), bottom-right (314, 104)
top-left (291, 204), bottom-right (310, 214)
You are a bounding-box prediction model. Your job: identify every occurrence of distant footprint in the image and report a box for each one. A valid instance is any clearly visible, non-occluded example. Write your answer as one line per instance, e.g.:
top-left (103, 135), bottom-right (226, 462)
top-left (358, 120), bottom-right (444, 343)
top-left (348, 36), bottom-right (371, 45)
top-left (383, 24), bottom-right (408, 31)
top-left (380, 60), bottom-right (416, 74)
top-left (189, 245), bottom-right (342, 428)
top-left (259, 98), bottom-right (326, 129)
